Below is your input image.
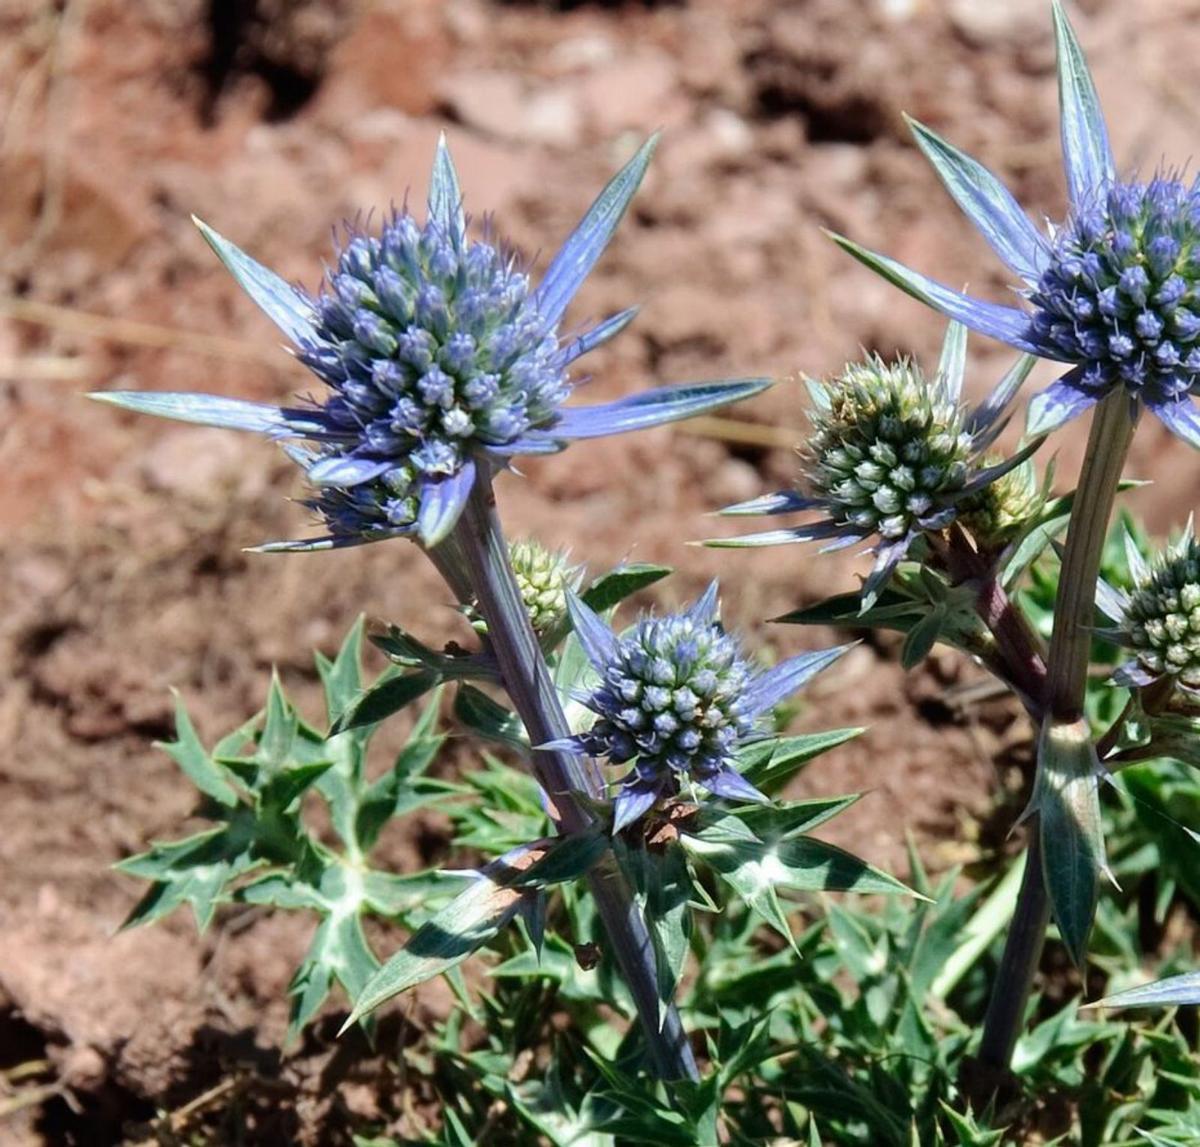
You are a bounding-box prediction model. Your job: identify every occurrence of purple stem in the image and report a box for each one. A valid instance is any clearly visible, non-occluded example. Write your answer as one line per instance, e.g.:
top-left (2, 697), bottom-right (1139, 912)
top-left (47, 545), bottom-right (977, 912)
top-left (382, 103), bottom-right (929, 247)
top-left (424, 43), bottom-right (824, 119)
top-left (445, 462), bottom-right (699, 1081)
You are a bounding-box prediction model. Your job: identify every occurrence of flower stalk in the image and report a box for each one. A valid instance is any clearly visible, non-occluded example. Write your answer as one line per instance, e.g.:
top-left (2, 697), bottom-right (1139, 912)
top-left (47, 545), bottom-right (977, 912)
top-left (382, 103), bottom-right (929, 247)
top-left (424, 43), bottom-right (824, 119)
top-left (449, 460), bottom-right (699, 1081)
top-left (942, 525), bottom-right (1047, 707)
top-left (976, 390), bottom-right (1134, 1075)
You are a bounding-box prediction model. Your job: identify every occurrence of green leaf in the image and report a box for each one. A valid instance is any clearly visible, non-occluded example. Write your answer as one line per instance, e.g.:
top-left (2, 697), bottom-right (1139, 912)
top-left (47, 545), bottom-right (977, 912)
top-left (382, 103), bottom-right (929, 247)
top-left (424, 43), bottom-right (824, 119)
top-left (620, 842), bottom-right (694, 1024)
top-left (259, 760), bottom-right (334, 813)
top-left (737, 728), bottom-right (864, 790)
top-left (346, 874), bottom-right (521, 1026)
top-left (355, 730), bottom-right (446, 852)
top-left (158, 691), bottom-right (239, 807)
top-left (680, 825), bottom-right (915, 943)
top-left (901, 607), bottom-right (945, 669)
top-left (317, 616), bottom-right (366, 724)
top-left (508, 831), bottom-right (609, 888)
top-left (117, 826), bottom-right (257, 931)
top-left (1001, 478), bottom-right (1146, 589)
top-left (454, 684), bottom-right (528, 749)
top-left (330, 669), bottom-right (439, 735)
top-left (345, 836), bottom-right (596, 1026)
top-left (258, 672), bottom-right (299, 772)
top-left (776, 588), bottom-right (925, 630)
top-left (938, 1101), bottom-right (1007, 1147)
top-left (728, 795), bottom-right (863, 842)
top-left (580, 563), bottom-right (672, 614)
top-left (1032, 717), bottom-right (1104, 967)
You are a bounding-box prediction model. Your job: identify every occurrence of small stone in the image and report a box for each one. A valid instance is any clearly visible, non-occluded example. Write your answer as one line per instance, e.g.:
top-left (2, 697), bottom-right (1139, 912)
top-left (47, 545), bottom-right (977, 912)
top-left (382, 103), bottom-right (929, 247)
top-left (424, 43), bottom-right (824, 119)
top-left (578, 50), bottom-right (680, 135)
top-left (948, 0), bottom-right (1046, 47)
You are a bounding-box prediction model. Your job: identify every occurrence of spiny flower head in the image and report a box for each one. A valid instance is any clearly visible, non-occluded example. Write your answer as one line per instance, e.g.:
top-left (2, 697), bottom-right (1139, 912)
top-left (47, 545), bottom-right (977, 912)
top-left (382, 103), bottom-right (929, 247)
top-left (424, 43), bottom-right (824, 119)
top-left (93, 136), bottom-right (768, 552)
top-left (1030, 178), bottom-right (1200, 406)
top-left (831, 2), bottom-right (1200, 450)
top-left (804, 356), bottom-right (973, 542)
top-left (304, 213), bottom-right (568, 477)
top-left (710, 323), bottom-right (1039, 607)
top-left (548, 583), bottom-right (851, 831)
top-left (1100, 528), bottom-right (1200, 692)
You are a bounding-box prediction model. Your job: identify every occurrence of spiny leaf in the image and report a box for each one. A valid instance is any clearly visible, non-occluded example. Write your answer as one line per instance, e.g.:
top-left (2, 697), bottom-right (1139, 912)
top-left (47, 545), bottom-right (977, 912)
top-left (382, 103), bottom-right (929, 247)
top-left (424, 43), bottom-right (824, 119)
top-left (1031, 717), bottom-right (1104, 968)
top-left (580, 563), bottom-right (672, 615)
top-left (344, 835), bottom-right (604, 1027)
top-left (736, 728), bottom-right (863, 790)
top-left (158, 691), bottom-right (239, 807)
top-left (331, 670), bottom-right (440, 735)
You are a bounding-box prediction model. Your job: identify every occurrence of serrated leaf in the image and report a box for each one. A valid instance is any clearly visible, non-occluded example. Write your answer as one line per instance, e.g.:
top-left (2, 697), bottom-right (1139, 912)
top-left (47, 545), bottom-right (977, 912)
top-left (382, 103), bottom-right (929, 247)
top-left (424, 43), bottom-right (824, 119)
top-left (158, 691), bottom-right (239, 807)
top-left (331, 669), bottom-right (439, 735)
top-left (737, 728), bottom-right (863, 790)
top-left (355, 733), bottom-right (446, 851)
top-left (317, 616), bottom-right (365, 723)
top-left (901, 607), bottom-right (945, 669)
top-left (680, 829), bottom-right (915, 943)
top-left (117, 826), bottom-right (256, 932)
top-left (345, 836), bottom-right (595, 1025)
top-left (1091, 971), bottom-right (1200, 1010)
top-left (259, 760), bottom-right (334, 813)
top-left (454, 684), bottom-right (529, 749)
top-left (776, 588), bottom-right (925, 630)
top-left (580, 563), bottom-right (672, 615)
top-left (731, 795), bottom-right (863, 842)
top-left (258, 672), bottom-right (298, 773)
top-left (620, 842), bottom-right (693, 1026)
top-left (1032, 717), bottom-right (1104, 967)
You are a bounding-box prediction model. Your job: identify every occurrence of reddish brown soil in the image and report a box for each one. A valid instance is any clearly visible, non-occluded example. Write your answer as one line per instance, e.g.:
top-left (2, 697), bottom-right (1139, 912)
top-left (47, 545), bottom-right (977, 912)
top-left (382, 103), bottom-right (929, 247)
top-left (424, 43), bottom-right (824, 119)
top-left (3, 0), bottom-right (1199, 1142)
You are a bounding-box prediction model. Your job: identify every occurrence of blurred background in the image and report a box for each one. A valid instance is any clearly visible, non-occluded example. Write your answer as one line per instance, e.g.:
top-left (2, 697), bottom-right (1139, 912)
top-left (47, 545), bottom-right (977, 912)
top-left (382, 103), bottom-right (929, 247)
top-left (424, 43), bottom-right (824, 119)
top-left (3, 0), bottom-right (1200, 1141)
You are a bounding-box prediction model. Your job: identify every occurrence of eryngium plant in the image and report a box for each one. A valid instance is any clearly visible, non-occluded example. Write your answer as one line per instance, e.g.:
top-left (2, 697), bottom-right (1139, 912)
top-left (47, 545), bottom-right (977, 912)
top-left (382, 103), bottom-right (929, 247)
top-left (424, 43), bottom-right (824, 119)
top-left (552, 582), bottom-right (850, 829)
top-left (94, 135), bottom-right (765, 550)
top-left (710, 1), bottom-right (1200, 1094)
top-left (710, 323), bottom-right (1038, 604)
top-left (832, 3), bottom-right (1200, 450)
top-left (92, 135), bottom-right (781, 1084)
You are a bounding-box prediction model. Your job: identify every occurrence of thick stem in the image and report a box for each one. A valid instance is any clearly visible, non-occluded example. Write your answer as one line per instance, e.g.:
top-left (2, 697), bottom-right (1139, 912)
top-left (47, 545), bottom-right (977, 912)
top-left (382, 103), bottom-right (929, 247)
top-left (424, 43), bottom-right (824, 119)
top-left (976, 391), bottom-right (1134, 1076)
top-left (976, 834), bottom-right (1050, 1071)
top-left (449, 464), bottom-right (699, 1081)
top-left (1045, 393), bottom-right (1136, 720)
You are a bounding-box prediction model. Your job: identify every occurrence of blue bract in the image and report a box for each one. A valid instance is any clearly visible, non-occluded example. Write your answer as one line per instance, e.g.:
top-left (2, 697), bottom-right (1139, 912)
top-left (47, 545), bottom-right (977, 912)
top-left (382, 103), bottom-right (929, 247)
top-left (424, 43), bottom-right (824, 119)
top-left (551, 582), bottom-right (852, 831)
top-left (93, 135), bottom-right (768, 550)
top-left (709, 323), bottom-right (1038, 607)
top-left (830, 1), bottom-right (1200, 449)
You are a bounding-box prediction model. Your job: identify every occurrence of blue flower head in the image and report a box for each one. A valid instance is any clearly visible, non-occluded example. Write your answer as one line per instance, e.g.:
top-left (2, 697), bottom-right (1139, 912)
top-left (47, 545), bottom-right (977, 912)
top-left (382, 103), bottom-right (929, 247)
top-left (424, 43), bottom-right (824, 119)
top-left (552, 582), bottom-right (852, 831)
top-left (831, 2), bottom-right (1200, 450)
top-left (1097, 525), bottom-right (1200, 695)
top-left (94, 136), bottom-right (768, 550)
top-left (709, 322), bottom-right (1039, 607)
